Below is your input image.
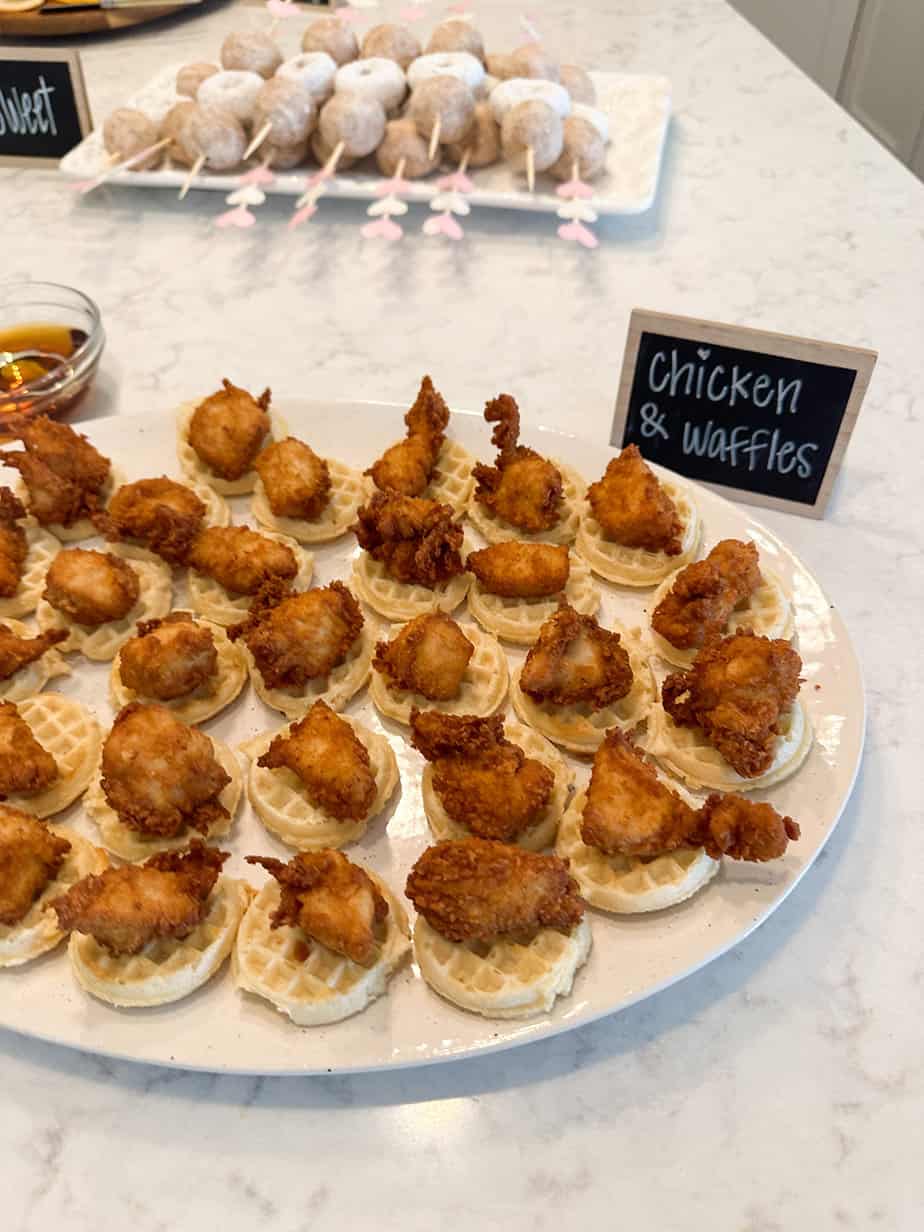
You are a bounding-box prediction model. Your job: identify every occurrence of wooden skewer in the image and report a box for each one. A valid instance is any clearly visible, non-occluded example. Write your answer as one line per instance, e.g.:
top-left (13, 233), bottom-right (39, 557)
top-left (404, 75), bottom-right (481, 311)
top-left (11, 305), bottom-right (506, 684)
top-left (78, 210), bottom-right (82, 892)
top-left (295, 140), bottom-right (344, 209)
top-left (82, 138), bottom-right (170, 194)
top-left (179, 152), bottom-right (205, 200)
top-left (244, 120), bottom-right (272, 161)
top-left (395, 157), bottom-right (407, 181)
top-left (571, 158), bottom-right (579, 182)
top-left (458, 149), bottom-right (471, 176)
top-left (526, 144), bottom-right (535, 193)
top-left (428, 116), bottom-right (442, 161)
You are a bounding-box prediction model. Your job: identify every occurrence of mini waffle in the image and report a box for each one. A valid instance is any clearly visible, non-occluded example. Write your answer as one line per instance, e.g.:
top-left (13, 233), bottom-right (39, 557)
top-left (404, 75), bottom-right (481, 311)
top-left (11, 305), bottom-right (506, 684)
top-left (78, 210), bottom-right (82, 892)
top-left (352, 553), bottom-right (472, 622)
top-left (0, 521), bottom-right (59, 619)
top-left (467, 462), bottom-right (585, 546)
top-left (0, 617), bottom-right (69, 704)
top-left (7, 694), bottom-right (101, 818)
top-left (467, 550), bottom-right (600, 645)
top-left (187, 532), bottom-right (313, 628)
top-left (176, 402), bottom-right (288, 496)
top-left (244, 620), bottom-right (375, 719)
top-left (576, 479), bottom-right (702, 587)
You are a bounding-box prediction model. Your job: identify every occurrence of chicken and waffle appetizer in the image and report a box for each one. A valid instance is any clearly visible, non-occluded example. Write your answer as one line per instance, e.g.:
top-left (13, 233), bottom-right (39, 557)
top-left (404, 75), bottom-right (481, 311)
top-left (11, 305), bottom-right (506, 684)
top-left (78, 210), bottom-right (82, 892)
top-left (0, 694), bottom-right (99, 817)
top-left (466, 540), bottom-right (600, 644)
top-left (411, 709), bottom-right (573, 850)
top-left (576, 445), bottom-right (702, 585)
top-left (0, 416), bottom-right (115, 541)
top-left (370, 611), bottom-right (508, 725)
top-left (177, 379), bottom-right (287, 495)
top-left (0, 620), bottom-right (68, 704)
top-left (83, 702), bottom-right (242, 860)
top-left (352, 490), bottom-right (471, 620)
top-left (406, 838), bottom-right (592, 1018)
top-left (110, 612), bottom-right (247, 724)
top-left (0, 806), bottom-right (107, 967)
top-left (556, 729), bottom-right (800, 912)
top-left (36, 545), bottom-right (172, 661)
top-left (96, 475), bottom-right (229, 564)
top-left (235, 849), bottom-right (410, 1025)
top-left (649, 538), bottom-right (794, 668)
top-left (650, 631), bottom-right (812, 790)
top-left (510, 604), bottom-right (654, 753)
top-left (228, 579), bottom-right (373, 717)
top-left (186, 525), bottom-right (313, 627)
top-left (469, 395), bottom-right (585, 545)
top-left (0, 487), bottom-right (60, 620)
top-left (52, 840), bottom-right (249, 1007)
top-left (366, 376), bottom-right (474, 511)
top-left (243, 700), bottom-right (398, 850)
top-left (251, 436), bottom-right (367, 544)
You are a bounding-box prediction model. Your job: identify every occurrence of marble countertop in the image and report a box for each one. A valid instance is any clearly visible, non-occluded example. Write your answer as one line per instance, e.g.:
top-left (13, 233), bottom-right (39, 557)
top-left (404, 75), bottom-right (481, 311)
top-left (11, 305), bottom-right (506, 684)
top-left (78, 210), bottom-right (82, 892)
top-left (3, 0), bottom-right (924, 1226)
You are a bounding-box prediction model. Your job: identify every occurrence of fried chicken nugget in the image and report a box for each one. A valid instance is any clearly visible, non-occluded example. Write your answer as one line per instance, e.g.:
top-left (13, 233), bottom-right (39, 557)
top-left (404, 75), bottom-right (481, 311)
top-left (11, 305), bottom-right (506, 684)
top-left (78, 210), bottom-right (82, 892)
top-left (43, 548), bottom-right (140, 626)
top-left (411, 709), bottom-right (554, 842)
top-left (472, 395), bottom-right (564, 533)
top-left (661, 632), bottom-right (802, 778)
top-left (581, 729), bottom-right (697, 857)
top-left (228, 580), bottom-right (363, 689)
top-left (373, 613), bottom-right (473, 700)
top-left (100, 703), bottom-right (230, 838)
top-left (695, 793), bottom-right (800, 862)
top-left (188, 379), bottom-right (271, 481)
top-left (118, 613), bottom-right (218, 701)
top-left (519, 604), bottom-right (633, 709)
top-left (259, 700), bottom-right (376, 822)
top-left (254, 437), bottom-right (331, 520)
top-left (352, 490), bottom-right (465, 587)
top-left (98, 477), bottom-right (207, 564)
top-left (0, 622), bottom-right (67, 683)
top-left (0, 700), bottom-right (59, 798)
top-left (247, 849), bottom-right (388, 966)
top-left (51, 840), bottom-right (228, 955)
top-left (652, 539), bottom-right (762, 650)
top-left (405, 838), bottom-right (585, 944)
top-left (366, 376), bottom-right (450, 497)
top-left (0, 488), bottom-right (28, 598)
top-left (187, 526), bottom-right (298, 596)
top-left (0, 417), bottom-right (110, 528)
top-left (587, 444), bottom-right (683, 554)
top-left (467, 541), bottom-right (569, 598)
top-left (0, 804), bottom-right (70, 925)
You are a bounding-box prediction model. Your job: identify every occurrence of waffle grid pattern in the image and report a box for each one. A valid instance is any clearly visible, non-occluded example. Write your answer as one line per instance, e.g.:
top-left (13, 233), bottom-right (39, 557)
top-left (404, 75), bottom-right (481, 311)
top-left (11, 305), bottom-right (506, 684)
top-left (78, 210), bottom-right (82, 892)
top-left (187, 531), bottom-right (313, 627)
top-left (467, 550), bottom-right (600, 645)
top-left (576, 479), bottom-right (702, 586)
top-left (10, 694), bottom-right (101, 817)
top-left (251, 459), bottom-right (370, 544)
top-left (468, 462), bottom-right (586, 546)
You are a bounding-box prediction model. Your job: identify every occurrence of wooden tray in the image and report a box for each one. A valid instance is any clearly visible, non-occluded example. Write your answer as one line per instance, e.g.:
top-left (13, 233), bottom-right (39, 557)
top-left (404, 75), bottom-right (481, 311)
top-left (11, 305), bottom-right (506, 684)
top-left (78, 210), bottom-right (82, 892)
top-left (0, 3), bottom-right (192, 37)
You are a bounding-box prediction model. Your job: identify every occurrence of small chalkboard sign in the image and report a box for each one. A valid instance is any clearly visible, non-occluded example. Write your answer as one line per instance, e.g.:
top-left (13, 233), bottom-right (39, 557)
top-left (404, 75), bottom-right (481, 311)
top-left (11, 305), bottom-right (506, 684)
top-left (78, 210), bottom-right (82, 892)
top-left (611, 310), bottom-right (877, 518)
top-left (0, 49), bottom-right (91, 169)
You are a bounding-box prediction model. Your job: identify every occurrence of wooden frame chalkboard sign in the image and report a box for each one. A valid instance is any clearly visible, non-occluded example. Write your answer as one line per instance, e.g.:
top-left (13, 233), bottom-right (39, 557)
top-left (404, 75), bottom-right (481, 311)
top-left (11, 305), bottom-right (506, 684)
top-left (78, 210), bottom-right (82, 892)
top-left (0, 49), bottom-right (91, 170)
top-left (611, 309), bottom-right (877, 518)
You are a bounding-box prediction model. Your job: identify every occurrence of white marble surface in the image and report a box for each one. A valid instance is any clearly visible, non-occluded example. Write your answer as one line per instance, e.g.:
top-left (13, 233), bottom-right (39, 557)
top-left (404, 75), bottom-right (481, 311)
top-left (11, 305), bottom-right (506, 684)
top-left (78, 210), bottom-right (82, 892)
top-left (2, 0), bottom-right (923, 1226)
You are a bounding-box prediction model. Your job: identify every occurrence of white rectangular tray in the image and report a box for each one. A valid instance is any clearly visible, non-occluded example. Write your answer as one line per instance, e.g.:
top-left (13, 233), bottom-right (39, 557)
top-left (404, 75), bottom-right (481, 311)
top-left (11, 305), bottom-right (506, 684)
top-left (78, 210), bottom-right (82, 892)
top-left (59, 66), bottom-right (671, 215)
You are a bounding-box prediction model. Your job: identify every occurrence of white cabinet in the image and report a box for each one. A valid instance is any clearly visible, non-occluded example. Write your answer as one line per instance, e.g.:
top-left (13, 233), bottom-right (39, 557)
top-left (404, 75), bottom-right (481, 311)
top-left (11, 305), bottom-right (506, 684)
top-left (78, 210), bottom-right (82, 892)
top-left (731, 0), bottom-right (860, 95)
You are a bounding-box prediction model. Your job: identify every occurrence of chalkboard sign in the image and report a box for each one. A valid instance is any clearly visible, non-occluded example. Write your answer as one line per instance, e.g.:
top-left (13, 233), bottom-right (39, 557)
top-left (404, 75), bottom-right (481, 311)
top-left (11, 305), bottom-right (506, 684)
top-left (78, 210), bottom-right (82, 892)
top-left (0, 50), bottom-right (91, 169)
top-left (611, 310), bottom-right (877, 518)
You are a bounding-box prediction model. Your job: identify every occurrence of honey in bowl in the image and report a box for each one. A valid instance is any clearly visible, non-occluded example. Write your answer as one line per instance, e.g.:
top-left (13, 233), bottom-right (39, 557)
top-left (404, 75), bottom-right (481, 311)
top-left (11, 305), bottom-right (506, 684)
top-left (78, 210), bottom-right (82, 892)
top-left (0, 322), bottom-right (90, 420)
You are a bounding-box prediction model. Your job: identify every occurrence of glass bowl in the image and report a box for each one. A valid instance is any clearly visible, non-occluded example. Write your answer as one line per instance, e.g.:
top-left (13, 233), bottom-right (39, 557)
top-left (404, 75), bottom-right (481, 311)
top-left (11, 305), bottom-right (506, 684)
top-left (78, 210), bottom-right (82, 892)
top-left (0, 281), bottom-right (105, 430)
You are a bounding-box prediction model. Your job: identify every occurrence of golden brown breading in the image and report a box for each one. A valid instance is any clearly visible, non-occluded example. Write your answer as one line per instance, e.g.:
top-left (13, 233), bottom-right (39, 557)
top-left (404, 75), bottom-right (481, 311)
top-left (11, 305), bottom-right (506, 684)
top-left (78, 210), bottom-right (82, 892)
top-left (373, 613), bottom-right (473, 700)
top-left (100, 703), bottom-right (230, 838)
top-left (366, 375), bottom-right (450, 497)
top-left (471, 395), bottom-right (564, 533)
top-left (652, 539), bottom-right (762, 650)
top-left (519, 604), bottom-right (633, 709)
top-left (0, 804), bottom-right (71, 925)
top-left (254, 437), bottom-right (331, 520)
top-left (43, 548), bottom-right (140, 627)
top-left (352, 490), bottom-right (465, 587)
top-left (0, 487), bottom-right (28, 598)
top-left (118, 613), bottom-right (218, 701)
top-left (695, 793), bottom-right (800, 861)
top-left (467, 541), bottom-right (569, 598)
top-left (405, 838), bottom-right (585, 943)
top-left (581, 729), bottom-right (697, 856)
top-left (0, 700), bottom-right (59, 798)
top-left (0, 417), bottom-right (110, 528)
top-left (228, 580), bottom-right (363, 690)
top-left (587, 444), bottom-right (683, 554)
top-left (258, 700), bottom-right (376, 822)
top-left (187, 526), bottom-right (298, 596)
top-left (247, 849), bottom-right (388, 966)
top-left (51, 841), bottom-right (227, 955)
top-left (661, 632), bottom-right (803, 778)
top-left (187, 379), bottom-right (271, 480)
top-left (98, 477), bottom-right (207, 564)
top-left (0, 622), bottom-right (67, 682)
top-left (410, 709), bottom-right (554, 842)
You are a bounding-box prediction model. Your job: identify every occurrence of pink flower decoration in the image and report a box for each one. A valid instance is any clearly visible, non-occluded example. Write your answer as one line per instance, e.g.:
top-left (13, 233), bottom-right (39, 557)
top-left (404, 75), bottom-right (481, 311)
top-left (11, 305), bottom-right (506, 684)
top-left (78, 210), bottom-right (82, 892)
top-left (423, 212), bottom-right (464, 240)
top-left (265, 0), bottom-right (296, 18)
top-left (215, 205), bottom-right (256, 229)
top-left (436, 170), bottom-right (474, 194)
top-left (240, 165), bottom-right (275, 187)
top-left (375, 175), bottom-right (411, 197)
top-left (362, 216), bottom-right (404, 242)
top-left (556, 176), bottom-right (594, 200)
top-left (557, 219), bottom-right (598, 249)
top-left (289, 203), bottom-right (318, 229)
